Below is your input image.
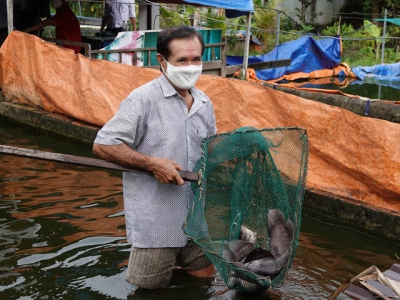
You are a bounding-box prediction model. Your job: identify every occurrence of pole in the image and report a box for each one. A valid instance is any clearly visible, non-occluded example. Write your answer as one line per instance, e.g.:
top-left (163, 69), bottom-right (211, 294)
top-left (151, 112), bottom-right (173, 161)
top-left (241, 12), bottom-right (252, 79)
top-left (0, 145), bottom-right (199, 183)
top-left (275, 11), bottom-right (281, 48)
top-left (378, 84), bottom-right (382, 100)
top-left (380, 9), bottom-right (387, 64)
top-left (78, 0), bottom-right (82, 16)
top-left (6, 0), bottom-right (13, 34)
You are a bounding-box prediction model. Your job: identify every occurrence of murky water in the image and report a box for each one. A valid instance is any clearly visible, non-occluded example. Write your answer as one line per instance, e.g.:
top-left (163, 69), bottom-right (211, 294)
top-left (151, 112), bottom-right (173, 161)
top-left (0, 119), bottom-right (399, 300)
top-left (340, 82), bottom-right (399, 101)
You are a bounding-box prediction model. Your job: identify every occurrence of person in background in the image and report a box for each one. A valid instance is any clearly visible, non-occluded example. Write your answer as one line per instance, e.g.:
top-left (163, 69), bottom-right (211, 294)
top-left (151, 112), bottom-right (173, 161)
top-left (24, 0), bottom-right (81, 54)
top-left (100, 0), bottom-right (136, 35)
top-left (1, 0), bottom-right (47, 47)
top-left (0, 0), bottom-right (7, 46)
top-left (92, 25), bottom-right (216, 290)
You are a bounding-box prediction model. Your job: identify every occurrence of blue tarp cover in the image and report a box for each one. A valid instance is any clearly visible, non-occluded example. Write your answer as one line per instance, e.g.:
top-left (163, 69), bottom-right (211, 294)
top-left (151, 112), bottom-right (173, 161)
top-left (351, 62), bottom-right (400, 89)
top-left (375, 18), bottom-right (400, 26)
top-left (227, 36), bottom-right (341, 81)
top-left (183, 0), bottom-right (253, 12)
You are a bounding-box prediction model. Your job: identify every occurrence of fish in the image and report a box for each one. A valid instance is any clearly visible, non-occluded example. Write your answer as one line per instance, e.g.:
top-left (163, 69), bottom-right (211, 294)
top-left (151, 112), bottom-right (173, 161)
top-left (239, 225), bottom-right (257, 243)
top-left (223, 211), bottom-right (294, 289)
top-left (244, 209), bottom-right (294, 276)
top-left (222, 225), bottom-right (263, 291)
top-left (244, 251), bottom-right (290, 276)
top-left (244, 247), bottom-right (273, 264)
top-left (226, 267), bottom-right (266, 293)
top-left (268, 209), bottom-right (294, 259)
top-left (242, 247), bottom-right (283, 276)
top-left (222, 225), bottom-right (256, 262)
top-left (222, 239), bottom-right (255, 262)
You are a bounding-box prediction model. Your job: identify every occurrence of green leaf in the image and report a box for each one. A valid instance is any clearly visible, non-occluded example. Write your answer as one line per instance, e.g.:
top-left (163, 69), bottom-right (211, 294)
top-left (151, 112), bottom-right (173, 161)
top-left (363, 20), bottom-right (381, 38)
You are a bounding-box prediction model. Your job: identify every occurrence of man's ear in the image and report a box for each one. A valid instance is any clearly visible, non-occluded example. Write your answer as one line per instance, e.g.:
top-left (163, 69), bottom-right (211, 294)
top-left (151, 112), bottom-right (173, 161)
top-left (156, 53), bottom-right (164, 66)
top-left (156, 54), bottom-right (167, 72)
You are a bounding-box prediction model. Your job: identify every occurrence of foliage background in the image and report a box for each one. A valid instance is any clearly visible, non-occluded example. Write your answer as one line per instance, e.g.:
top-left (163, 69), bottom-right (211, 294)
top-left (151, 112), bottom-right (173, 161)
top-left (67, 1), bottom-right (400, 67)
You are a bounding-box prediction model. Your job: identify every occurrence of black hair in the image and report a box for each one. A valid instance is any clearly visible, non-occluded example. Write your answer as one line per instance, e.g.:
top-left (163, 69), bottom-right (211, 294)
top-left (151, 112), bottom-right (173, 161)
top-left (156, 25), bottom-right (205, 60)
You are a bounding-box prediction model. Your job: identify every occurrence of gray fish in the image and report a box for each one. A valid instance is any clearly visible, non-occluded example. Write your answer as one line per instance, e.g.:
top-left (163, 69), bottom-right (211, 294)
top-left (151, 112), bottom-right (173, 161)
top-left (223, 239), bottom-right (255, 262)
top-left (268, 209), bottom-right (294, 259)
top-left (226, 267), bottom-right (266, 293)
top-left (244, 247), bottom-right (273, 264)
top-left (223, 225), bottom-right (257, 262)
top-left (239, 225), bottom-right (257, 243)
top-left (244, 251), bottom-right (289, 276)
top-left (243, 209), bottom-right (294, 276)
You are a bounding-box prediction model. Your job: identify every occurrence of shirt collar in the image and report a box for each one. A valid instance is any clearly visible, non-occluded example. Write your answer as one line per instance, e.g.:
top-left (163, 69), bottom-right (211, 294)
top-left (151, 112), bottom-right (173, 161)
top-left (158, 73), bottom-right (208, 103)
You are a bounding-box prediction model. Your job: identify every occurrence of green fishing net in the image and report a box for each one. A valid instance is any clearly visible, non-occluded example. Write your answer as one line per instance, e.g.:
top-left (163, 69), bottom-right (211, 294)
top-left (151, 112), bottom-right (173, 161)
top-left (183, 126), bottom-right (308, 293)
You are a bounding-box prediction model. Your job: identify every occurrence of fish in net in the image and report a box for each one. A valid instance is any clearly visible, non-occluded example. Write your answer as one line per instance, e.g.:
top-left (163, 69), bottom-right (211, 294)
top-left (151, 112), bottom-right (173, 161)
top-left (183, 126), bottom-right (308, 293)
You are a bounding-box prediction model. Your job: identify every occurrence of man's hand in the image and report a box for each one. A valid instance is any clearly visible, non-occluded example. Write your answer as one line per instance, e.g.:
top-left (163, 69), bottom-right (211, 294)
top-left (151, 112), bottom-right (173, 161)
top-left (93, 143), bottom-right (185, 186)
top-left (147, 157), bottom-right (185, 186)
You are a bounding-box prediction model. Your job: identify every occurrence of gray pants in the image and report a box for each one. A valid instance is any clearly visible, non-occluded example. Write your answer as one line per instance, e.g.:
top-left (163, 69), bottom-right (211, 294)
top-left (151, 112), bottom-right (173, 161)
top-left (126, 241), bottom-right (212, 289)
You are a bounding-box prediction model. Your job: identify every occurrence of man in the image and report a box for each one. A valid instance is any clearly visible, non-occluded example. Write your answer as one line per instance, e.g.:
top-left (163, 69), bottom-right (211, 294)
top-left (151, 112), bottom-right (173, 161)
top-left (93, 25), bottom-right (216, 289)
top-left (24, 0), bottom-right (81, 54)
top-left (101, 0), bottom-right (136, 34)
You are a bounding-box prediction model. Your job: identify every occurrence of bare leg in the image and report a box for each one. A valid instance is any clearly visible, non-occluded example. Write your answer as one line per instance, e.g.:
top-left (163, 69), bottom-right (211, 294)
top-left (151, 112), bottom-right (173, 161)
top-left (187, 264), bottom-right (216, 277)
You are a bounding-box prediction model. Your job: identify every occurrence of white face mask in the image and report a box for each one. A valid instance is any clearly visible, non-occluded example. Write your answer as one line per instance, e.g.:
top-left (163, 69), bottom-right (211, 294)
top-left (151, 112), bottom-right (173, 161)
top-left (51, 0), bottom-right (63, 9)
top-left (162, 59), bottom-right (202, 90)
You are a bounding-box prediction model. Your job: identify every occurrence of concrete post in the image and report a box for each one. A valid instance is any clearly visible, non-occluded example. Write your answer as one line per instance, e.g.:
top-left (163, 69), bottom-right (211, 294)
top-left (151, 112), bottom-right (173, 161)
top-left (6, 0), bottom-right (13, 34)
top-left (139, 3), bottom-right (160, 31)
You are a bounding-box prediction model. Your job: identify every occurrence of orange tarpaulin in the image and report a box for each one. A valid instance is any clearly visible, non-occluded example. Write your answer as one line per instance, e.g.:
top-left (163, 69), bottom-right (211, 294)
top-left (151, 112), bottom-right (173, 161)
top-left (1, 31), bottom-right (399, 211)
top-left (234, 64), bottom-right (361, 96)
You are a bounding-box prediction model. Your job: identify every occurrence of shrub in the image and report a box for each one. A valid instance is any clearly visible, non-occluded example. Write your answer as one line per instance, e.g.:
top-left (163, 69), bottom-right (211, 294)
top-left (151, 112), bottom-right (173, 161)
top-left (159, 5), bottom-right (188, 28)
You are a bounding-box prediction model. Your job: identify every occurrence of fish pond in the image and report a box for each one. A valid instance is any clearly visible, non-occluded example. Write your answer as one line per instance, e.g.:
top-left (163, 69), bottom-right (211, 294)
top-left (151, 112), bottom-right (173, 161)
top-left (0, 119), bottom-right (399, 299)
top-left (278, 77), bottom-right (400, 101)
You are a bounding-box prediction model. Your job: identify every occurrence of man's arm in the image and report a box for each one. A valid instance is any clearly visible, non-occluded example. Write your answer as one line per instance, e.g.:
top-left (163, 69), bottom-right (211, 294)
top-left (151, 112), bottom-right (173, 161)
top-left (100, 3), bottom-right (110, 32)
top-left (93, 143), bottom-right (185, 185)
top-left (129, 17), bottom-right (136, 31)
top-left (100, 16), bottom-right (107, 32)
top-left (24, 18), bottom-right (54, 33)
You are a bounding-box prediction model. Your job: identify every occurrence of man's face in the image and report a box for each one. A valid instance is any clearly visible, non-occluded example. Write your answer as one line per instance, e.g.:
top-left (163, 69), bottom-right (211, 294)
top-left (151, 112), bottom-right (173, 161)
top-left (158, 37), bottom-right (202, 70)
top-left (51, 0), bottom-right (63, 9)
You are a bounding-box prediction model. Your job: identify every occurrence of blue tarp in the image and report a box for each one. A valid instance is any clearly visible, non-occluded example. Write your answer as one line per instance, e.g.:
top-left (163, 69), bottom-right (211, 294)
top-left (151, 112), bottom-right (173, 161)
top-left (352, 62), bottom-right (400, 80)
top-left (351, 63), bottom-right (400, 89)
top-left (375, 18), bottom-right (400, 26)
top-left (226, 36), bottom-right (341, 81)
top-left (153, 1), bottom-right (253, 17)
top-left (183, 0), bottom-right (253, 12)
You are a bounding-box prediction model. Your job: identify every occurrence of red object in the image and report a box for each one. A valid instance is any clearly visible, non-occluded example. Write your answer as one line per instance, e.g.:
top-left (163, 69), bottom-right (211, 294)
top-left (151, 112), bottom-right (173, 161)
top-left (52, 4), bottom-right (82, 54)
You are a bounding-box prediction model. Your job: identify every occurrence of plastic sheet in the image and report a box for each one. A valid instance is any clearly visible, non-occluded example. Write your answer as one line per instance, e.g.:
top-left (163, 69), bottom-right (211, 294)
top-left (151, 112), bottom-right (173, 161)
top-left (227, 36), bottom-right (342, 81)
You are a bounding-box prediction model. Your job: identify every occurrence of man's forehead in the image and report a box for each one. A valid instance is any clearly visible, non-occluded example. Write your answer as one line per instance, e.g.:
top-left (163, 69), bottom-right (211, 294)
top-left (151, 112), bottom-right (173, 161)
top-left (169, 37), bottom-right (202, 54)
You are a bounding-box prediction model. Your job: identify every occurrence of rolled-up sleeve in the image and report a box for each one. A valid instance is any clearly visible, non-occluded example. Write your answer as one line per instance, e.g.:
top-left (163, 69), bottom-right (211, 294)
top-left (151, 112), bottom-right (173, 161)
top-left (94, 94), bottom-right (142, 148)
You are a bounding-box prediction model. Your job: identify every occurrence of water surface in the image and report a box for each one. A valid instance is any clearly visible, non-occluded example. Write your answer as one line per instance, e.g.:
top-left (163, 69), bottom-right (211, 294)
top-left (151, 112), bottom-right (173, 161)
top-left (0, 119), bottom-right (398, 299)
top-left (278, 78), bottom-right (400, 101)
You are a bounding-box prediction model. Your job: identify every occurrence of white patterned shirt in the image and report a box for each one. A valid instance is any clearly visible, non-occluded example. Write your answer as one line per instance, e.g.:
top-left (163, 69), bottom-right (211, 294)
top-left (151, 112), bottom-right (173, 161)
top-left (94, 74), bottom-right (217, 247)
top-left (103, 0), bottom-right (136, 29)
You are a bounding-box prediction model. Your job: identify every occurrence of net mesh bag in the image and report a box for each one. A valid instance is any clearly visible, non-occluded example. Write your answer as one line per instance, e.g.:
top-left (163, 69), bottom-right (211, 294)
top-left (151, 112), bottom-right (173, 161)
top-left (183, 126), bottom-right (308, 293)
